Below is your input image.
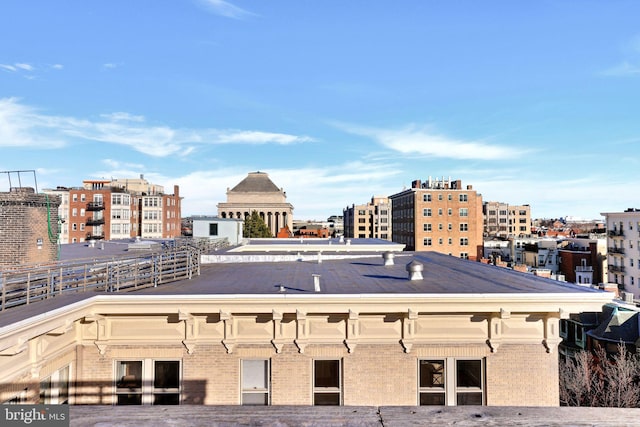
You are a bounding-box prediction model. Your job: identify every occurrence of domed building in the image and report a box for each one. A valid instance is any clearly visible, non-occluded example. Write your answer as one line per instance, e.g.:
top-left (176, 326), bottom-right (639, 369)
top-left (217, 171), bottom-right (293, 237)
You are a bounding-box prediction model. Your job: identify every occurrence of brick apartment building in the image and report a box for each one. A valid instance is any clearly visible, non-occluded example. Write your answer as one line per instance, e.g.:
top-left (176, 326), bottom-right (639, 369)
top-left (343, 196), bottom-right (392, 240)
top-left (44, 177), bottom-right (181, 243)
top-left (390, 177), bottom-right (483, 260)
top-left (483, 202), bottom-right (531, 238)
top-left (601, 208), bottom-right (640, 300)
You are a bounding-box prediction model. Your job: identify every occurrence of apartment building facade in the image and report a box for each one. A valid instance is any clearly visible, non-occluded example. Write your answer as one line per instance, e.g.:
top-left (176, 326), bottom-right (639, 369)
top-left (343, 196), bottom-right (392, 240)
top-left (44, 178), bottom-right (181, 243)
top-left (390, 177), bottom-right (483, 260)
top-left (0, 249), bottom-right (615, 407)
top-left (601, 209), bottom-right (640, 300)
top-left (483, 202), bottom-right (531, 238)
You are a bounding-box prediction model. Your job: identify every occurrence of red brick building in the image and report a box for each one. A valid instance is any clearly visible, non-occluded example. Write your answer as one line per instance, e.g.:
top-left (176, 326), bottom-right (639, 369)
top-left (390, 177), bottom-right (483, 260)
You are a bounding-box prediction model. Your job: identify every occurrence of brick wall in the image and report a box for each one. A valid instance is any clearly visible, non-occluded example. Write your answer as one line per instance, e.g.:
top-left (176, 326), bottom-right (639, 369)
top-left (486, 344), bottom-right (559, 406)
top-left (0, 188), bottom-right (60, 266)
top-left (71, 342), bottom-right (559, 406)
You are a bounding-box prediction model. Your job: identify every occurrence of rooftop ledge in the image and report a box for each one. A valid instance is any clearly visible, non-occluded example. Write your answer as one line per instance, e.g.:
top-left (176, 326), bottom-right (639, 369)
top-left (68, 405), bottom-right (640, 427)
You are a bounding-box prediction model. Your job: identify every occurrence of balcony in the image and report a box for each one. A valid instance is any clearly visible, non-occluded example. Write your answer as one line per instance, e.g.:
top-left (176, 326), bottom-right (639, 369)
top-left (86, 218), bottom-right (105, 226)
top-left (609, 265), bottom-right (626, 273)
top-left (575, 266), bottom-right (593, 272)
top-left (608, 229), bottom-right (624, 237)
top-left (86, 232), bottom-right (105, 240)
top-left (87, 202), bottom-right (105, 211)
top-left (608, 247), bottom-right (625, 255)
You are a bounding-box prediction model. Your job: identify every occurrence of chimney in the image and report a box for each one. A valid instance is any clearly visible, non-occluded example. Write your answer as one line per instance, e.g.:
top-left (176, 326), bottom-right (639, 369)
top-left (406, 260), bottom-right (424, 281)
top-left (313, 274), bottom-right (321, 292)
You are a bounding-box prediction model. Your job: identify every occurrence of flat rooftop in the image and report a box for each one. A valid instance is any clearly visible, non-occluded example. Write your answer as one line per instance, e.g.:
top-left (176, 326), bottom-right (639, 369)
top-left (136, 251), bottom-right (603, 296)
top-left (0, 241), bottom-right (609, 328)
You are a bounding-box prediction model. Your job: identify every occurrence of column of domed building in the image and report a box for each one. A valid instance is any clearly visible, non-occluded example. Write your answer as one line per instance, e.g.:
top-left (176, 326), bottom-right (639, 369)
top-left (217, 172), bottom-right (293, 237)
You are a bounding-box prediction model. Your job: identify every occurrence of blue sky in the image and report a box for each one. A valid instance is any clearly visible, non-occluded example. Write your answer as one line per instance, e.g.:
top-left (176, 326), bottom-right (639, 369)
top-left (1, 1), bottom-right (639, 221)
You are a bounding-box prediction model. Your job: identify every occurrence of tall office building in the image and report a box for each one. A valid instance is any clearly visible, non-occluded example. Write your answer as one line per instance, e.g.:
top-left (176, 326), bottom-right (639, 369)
top-left (390, 177), bottom-right (483, 260)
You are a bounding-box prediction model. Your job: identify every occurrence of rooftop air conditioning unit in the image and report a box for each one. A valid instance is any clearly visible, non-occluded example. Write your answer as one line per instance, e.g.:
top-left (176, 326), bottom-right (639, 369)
top-left (624, 292), bottom-right (634, 304)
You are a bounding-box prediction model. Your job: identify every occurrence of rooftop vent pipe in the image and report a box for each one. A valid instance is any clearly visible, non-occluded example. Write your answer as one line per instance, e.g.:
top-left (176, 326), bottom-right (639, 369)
top-left (406, 260), bottom-right (424, 281)
top-left (312, 274), bottom-right (321, 292)
top-left (383, 252), bottom-right (395, 266)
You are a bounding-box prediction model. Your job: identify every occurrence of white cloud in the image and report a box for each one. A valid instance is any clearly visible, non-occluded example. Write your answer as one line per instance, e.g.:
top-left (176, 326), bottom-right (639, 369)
top-left (103, 63), bottom-right (118, 69)
top-left (0, 98), bottom-right (67, 148)
top-left (0, 98), bottom-right (314, 156)
top-left (197, 0), bottom-right (254, 19)
top-left (213, 130), bottom-right (314, 145)
top-left (51, 64), bottom-right (64, 70)
top-left (0, 63), bottom-right (34, 72)
top-left (100, 112), bottom-right (145, 122)
top-left (601, 61), bottom-right (640, 77)
top-left (0, 64), bottom-right (17, 72)
top-left (15, 63), bottom-right (34, 71)
top-left (341, 123), bottom-right (525, 160)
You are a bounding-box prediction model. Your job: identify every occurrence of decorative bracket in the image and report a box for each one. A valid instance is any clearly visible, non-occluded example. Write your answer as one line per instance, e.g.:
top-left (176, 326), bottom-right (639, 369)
top-left (400, 309), bottom-right (418, 353)
top-left (271, 310), bottom-right (286, 353)
top-left (344, 310), bottom-right (359, 353)
top-left (220, 310), bottom-right (235, 354)
top-left (294, 310), bottom-right (308, 353)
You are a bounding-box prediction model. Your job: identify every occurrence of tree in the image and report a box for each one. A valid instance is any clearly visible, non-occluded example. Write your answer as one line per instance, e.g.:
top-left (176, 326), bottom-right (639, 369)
top-left (560, 343), bottom-right (640, 407)
top-left (243, 211), bottom-right (272, 238)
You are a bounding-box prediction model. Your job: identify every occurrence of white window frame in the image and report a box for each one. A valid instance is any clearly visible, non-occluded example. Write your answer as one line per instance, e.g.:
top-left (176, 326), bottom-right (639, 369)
top-left (241, 359), bottom-right (270, 405)
top-left (418, 358), bottom-right (484, 406)
top-left (313, 359), bottom-right (342, 406)
top-left (40, 365), bottom-right (71, 404)
top-left (115, 359), bottom-right (181, 405)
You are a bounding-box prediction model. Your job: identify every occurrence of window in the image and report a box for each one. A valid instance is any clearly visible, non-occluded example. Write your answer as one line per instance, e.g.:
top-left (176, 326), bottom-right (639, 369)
top-left (358, 218), bottom-right (366, 223)
top-left (459, 194), bottom-right (468, 202)
top-left (448, 194), bottom-right (452, 201)
top-left (438, 194), bottom-right (443, 201)
top-left (448, 223), bottom-right (452, 231)
top-left (241, 360), bottom-right (269, 405)
top-left (438, 208), bottom-right (443, 216)
top-left (448, 208), bottom-right (452, 216)
top-left (438, 223), bottom-right (443, 231)
top-left (438, 238), bottom-right (443, 244)
top-left (72, 223), bottom-right (77, 231)
top-left (72, 208), bottom-right (77, 217)
top-left (209, 223), bottom-right (219, 236)
top-left (314, 360), bottom-right (341, 405)
top-left (460, 253), bottom-right (469, 260)
top-left (423, 209), bottom-right (432, 217)
top-left (423, 194), bottom-right (431, 202)
top-left (80, 223), bottom-right (85, 231)
top-left (80, 194), bottom-right (86, 202)
top-left (40, 365), bottom-right (70, 404)
top-left (419, 359), bottom-right (484, 406)
top-left (424, 238), bottom-right (432, 246)
top-left (460, 238), bottom-right (469, 246)
top-left (460, 223), bottom-right (468, 232)
top-left (72, 194), bottom-right (78, 202)
top-left (423, 223), bottom-right (432, 232)
top-left (459, 208), bottom-right (468, 217)
top-left (116, 360), bottom-right (180, 405)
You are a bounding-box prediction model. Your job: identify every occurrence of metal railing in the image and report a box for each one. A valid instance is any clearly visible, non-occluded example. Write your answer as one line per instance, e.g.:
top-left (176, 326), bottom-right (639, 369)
top-left (0, 244), bottom-right (208, 312)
